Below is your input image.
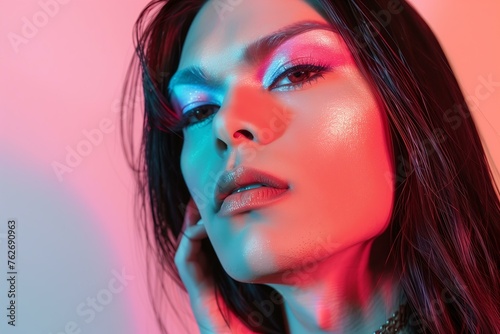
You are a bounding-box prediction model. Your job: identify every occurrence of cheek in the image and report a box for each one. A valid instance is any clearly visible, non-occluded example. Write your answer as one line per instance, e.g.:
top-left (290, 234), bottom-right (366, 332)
top-left (180, 141), bottom-right (191, 187)
top-left (180, 137), bottom-right (211, 210)
top-left (281, 78), bottom-right (395, 239)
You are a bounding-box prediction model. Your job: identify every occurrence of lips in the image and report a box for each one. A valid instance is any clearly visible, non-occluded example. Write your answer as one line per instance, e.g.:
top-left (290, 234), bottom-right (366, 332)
top-left (214, 166), bottom-right (289, 212)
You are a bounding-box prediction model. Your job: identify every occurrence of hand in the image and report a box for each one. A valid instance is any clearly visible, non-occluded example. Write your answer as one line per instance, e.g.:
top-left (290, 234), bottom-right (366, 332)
top-left (174, 198), bottom-right (254, 334)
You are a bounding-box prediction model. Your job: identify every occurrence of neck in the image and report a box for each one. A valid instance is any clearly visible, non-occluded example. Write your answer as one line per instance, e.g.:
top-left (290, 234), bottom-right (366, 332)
top-left (267, 240), bottom-right (403, 334)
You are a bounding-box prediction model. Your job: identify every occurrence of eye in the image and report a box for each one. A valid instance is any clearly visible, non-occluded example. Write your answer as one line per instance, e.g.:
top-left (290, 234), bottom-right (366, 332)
top-left (268, 62), bottom-right (331, 91)
top-left (287, 70), bottom-right (313, 83)
top-left (172, 104), bottom-right (220, 131)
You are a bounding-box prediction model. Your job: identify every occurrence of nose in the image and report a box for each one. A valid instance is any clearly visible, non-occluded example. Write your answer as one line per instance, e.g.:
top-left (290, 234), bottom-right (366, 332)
top-left (213, 84), bottom-right (284, 152)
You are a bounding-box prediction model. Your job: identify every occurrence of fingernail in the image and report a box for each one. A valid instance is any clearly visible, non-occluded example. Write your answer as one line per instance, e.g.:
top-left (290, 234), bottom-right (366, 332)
top-left (196, 219), bottom-right (204, 225)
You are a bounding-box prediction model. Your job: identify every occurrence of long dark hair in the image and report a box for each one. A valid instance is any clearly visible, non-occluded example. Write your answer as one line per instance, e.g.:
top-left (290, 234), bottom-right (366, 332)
top-left (120, 0), bottom-right (500, 333)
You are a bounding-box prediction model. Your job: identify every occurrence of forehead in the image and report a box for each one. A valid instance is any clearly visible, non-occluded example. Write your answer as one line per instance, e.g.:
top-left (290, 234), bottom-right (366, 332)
top-left (177, 0), bottom-right (328, 71)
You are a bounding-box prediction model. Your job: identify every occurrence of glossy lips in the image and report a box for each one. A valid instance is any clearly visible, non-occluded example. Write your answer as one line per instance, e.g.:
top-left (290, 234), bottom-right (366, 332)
top-left (215, 166), bottom-right (290, 216)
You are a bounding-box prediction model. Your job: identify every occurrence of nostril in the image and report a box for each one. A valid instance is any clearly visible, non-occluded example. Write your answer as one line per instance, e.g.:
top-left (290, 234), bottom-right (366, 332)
top-left (233, 130), bottom-right (253, 139)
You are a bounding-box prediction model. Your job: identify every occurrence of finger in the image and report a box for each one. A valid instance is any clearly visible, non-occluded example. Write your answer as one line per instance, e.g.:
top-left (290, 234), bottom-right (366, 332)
top-left (176, 198), bottom-right (202, 247)
top-left (175, 220), bottom-right (207, 263)
top-left (183, 221), bottom-right (208, 241)
top-left (175, 223), bottom-right (209, 288)
top-left (184, 198), bottom-right (201, 228)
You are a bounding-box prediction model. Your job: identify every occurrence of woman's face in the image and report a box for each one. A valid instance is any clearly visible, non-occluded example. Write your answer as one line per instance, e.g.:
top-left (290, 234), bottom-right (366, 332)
top-left (171, 0), bottom-right (395, 282)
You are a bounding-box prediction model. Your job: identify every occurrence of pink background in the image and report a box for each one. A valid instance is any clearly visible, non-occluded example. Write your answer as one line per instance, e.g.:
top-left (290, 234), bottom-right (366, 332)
top-left (0, 1), bottom-right (498, 333)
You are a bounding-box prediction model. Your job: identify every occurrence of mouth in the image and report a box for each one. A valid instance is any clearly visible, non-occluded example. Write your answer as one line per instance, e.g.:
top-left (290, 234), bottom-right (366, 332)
top-left (214, 166), bottom-right (289, 216)
top-left (217, 185), bottom-right (290, 217)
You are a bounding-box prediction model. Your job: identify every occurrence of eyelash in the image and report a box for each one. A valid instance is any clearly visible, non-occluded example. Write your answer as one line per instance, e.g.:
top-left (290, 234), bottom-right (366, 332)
top-left (172, 61), bottom-right (331, 131)
top-left (268, 60), bottom-right (330, 91)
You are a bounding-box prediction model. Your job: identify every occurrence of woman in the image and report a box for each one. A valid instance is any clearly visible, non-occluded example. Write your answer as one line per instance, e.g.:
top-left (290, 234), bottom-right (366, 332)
top-left (120, 0), bottom-right (500, 333)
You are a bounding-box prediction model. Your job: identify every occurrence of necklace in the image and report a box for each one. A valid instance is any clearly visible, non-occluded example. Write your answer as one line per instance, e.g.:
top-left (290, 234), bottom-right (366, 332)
top-left (373, 303), bottom-right (408, 334)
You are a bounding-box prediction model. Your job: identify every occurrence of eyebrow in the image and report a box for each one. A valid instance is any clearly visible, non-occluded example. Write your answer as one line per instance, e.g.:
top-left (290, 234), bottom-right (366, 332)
top-left (167, 20), bottom-right (335, 99)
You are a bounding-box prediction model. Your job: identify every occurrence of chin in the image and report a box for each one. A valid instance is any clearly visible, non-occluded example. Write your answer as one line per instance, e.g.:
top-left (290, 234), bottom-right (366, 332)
top-left (218, 258), bottom-right (281, 284)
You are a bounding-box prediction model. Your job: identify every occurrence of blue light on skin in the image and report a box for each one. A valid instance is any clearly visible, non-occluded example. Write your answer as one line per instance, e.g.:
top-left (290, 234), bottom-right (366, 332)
top-left (172, 3), bottom-right (400, 329)
top-left (169, 30), bottom-right (349, 117)
top-left (170, 87), bottom-right (221, 116)
top-left (261, 53), bottom-right (291, 88)
top-left (260, 31), bottom-right (347, 89)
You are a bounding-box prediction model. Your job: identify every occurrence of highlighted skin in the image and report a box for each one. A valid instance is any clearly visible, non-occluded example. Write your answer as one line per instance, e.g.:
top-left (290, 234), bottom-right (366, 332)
top-left (172, 0), bottom-right (399, 332)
